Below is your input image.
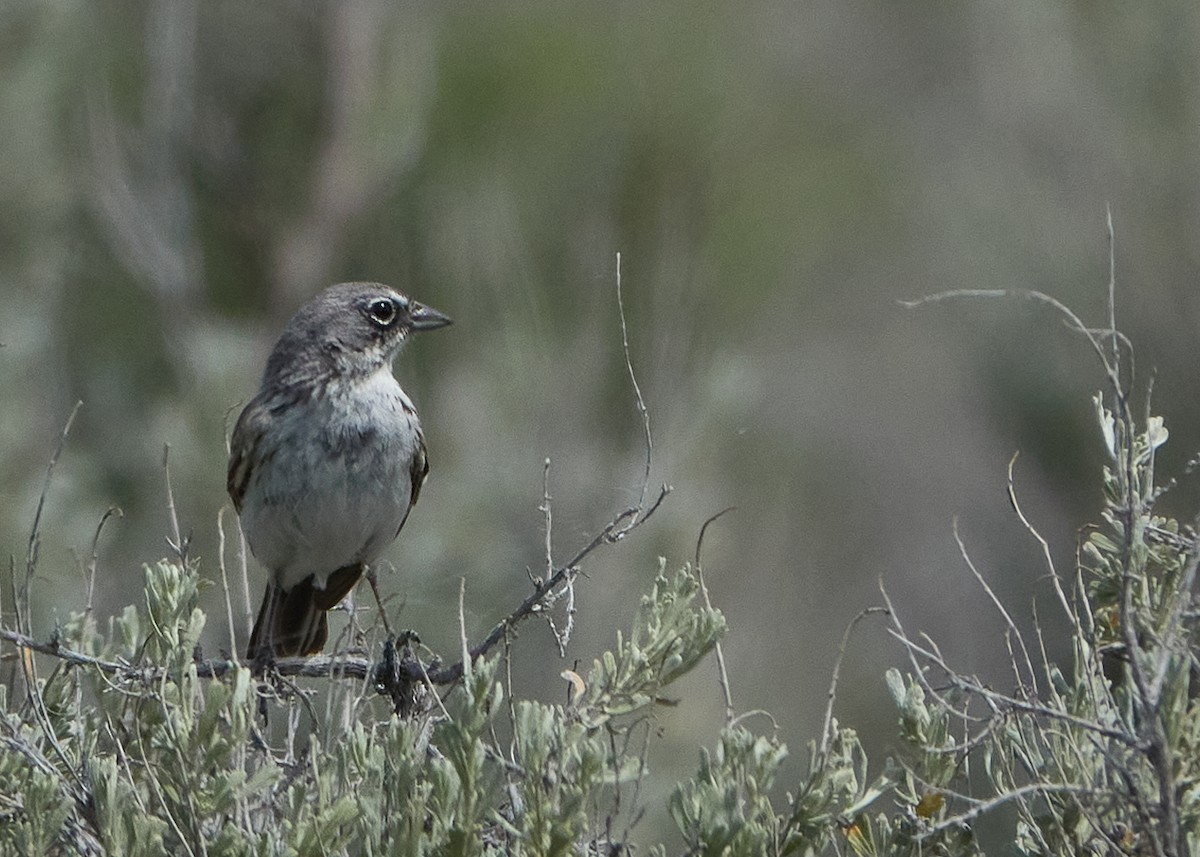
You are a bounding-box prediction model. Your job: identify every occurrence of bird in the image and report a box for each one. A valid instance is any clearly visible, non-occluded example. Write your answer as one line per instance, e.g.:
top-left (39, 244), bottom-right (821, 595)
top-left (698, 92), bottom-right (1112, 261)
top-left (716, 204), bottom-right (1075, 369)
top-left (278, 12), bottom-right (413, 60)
top-left (227, 282), bottom-right (451, 662)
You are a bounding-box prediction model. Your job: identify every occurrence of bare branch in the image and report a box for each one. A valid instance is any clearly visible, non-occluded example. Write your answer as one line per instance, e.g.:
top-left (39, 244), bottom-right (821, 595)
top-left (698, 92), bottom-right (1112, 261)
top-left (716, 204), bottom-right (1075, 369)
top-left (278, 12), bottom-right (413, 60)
top-left (899, 288), bottom-right (1121, 395)
top-left (85, 506), bottom-right (122, 618)
top-left (821, 606), bottom-right (888, 756)
top-left (162, 444), bottom-right (187, 563)
top-left (23, 401), bottom-right (83, 638)
top-left (951, 517), bottom-right (1038, 697)
top-left (694, 506), bottom-right (736, 724)
top-left (615, 252), bottom-right (654, 528)
top-left (1006, 452), bottom-right (1074, 623)
top-left (917, 782), bottom-right (1099, 843)
top-left (458, 577), bottom-right (472, 686)
top-left (216, 508), bottom-right (239, 662)
top-left (1107, 204), bottom-right (1118, 377)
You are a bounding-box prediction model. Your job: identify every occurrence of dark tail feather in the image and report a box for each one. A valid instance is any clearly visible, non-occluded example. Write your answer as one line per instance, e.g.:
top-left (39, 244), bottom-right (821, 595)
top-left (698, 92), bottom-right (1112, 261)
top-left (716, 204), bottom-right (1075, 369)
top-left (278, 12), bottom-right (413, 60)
top-left (246, 564), bottom-right (365, 661)
top-left (246, 578), bottom-right (328, 660)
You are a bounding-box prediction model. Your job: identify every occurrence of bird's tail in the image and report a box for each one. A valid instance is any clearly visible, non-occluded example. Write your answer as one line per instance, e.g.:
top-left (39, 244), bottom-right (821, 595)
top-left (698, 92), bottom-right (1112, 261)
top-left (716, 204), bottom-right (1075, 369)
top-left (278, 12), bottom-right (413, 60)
top-left (245, 564), bottom-right (364, 661)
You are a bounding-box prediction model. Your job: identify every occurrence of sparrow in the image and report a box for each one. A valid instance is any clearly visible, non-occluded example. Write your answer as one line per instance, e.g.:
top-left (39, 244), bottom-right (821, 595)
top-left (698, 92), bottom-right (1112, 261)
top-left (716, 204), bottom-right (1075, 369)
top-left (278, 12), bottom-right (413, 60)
top-left (228, 282), bottom-right (451, 661)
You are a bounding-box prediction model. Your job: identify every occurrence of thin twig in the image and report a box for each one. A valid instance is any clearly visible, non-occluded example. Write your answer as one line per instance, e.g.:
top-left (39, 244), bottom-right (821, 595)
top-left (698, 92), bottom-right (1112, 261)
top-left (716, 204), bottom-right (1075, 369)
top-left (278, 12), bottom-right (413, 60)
top-left (1106, 204), bottom-right (1118, 379)
top-left (541, 458), bottom-right (553, 581)
top-left (899, 288), bottom-right (1120, 394)
top-left (23, 401), bottom-right (83, 637)
top-left (615, 252), bottom-right (653, 527)
top-left (85, 506), bottom-right (122, 617)
top-left (539, 458), bottom-right (575, 655)
top-left (694, 507), bottom-right (736, 724)
top-left (951, 517), bottom-right (1038, 697)
top-left (233, 513), bottom-right (253, 639)
top-left (918, 783), bottom-right (1098, 842)
top-left (364, 567), bottom-right (395, 639)
top-left (820, 606), bottom-right (888, 756)
top-left (162, 444), bottom-right (187, 562)
top-left (458, 577), bottom-right (472, 686)
top-left (1006, 453), bottom-right (1073, 622)
top-left (419, 485), bottom-right (670, 686)
top-left (216, 508), bottom-right (239, 662)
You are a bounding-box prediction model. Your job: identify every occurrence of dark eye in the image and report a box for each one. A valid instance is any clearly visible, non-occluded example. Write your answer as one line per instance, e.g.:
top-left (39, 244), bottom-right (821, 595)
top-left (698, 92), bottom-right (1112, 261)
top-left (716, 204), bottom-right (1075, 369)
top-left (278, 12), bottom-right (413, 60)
top-left (365, 298), bottom-right (398, 326)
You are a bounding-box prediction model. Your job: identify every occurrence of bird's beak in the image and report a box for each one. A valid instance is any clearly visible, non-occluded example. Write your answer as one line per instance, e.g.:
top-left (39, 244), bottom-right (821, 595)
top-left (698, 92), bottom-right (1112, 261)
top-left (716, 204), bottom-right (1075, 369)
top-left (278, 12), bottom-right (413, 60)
top-left (408, 301), bottom-right (453, 331)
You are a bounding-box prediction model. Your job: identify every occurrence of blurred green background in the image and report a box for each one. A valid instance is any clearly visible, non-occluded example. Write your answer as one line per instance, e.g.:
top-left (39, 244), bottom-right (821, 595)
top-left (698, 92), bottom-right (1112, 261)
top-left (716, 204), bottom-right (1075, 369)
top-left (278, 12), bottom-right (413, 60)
top-left (4, 0), bottom-right (1200, 844)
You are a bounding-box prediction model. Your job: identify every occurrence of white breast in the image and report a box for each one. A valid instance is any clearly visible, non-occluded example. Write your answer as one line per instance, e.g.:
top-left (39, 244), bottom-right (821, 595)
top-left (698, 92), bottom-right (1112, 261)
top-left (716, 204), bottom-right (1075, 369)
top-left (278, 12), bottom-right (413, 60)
top-left (240, 367), bottom-right (422, 591)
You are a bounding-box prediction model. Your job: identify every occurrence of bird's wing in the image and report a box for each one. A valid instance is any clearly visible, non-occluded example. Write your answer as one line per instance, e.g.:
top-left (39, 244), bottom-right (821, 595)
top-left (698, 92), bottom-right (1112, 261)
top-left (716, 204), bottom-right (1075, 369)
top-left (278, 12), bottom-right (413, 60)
top-left (227, 399), bottom-right (271, 514)
top-left (394, 430), bottom-right (429, 538)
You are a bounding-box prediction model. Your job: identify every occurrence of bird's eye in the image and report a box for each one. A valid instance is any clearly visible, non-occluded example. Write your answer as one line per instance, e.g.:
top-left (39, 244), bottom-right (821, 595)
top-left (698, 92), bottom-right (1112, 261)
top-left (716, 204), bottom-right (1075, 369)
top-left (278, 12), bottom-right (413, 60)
top-left (365, 298), bottom-right (398, 327)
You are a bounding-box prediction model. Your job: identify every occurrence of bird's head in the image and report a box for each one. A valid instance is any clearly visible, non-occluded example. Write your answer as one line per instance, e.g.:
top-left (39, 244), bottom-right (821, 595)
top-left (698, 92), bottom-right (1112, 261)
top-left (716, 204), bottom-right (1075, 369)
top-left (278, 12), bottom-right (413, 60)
top-left (265, 282), bottom-right (452, 384)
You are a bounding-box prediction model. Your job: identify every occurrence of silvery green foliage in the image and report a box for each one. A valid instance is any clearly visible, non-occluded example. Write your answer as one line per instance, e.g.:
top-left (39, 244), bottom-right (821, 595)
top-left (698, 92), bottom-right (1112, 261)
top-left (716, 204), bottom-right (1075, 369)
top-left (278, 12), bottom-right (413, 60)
top-left (668, 722), bottom-right (892, 857)
top-left (0, 561), bottom-right (740, 854)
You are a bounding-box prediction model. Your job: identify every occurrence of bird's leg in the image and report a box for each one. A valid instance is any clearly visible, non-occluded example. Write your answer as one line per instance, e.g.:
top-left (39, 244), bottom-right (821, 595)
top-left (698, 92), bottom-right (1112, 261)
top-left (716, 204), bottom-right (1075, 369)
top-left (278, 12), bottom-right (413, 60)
top-left (364, 566), bottom-right (395, 638)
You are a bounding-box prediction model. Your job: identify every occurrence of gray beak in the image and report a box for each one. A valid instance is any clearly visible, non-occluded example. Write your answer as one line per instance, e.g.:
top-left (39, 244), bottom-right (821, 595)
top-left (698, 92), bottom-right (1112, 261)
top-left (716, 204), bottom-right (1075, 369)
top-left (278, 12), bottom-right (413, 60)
top-left (408, 301), bottom-right (453, 331)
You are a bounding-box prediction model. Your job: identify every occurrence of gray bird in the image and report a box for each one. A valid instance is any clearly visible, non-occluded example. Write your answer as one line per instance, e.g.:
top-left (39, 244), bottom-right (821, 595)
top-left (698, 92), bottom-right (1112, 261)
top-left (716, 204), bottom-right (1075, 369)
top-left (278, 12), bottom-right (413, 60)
top-left (228, 282), bottom-right (451, 661)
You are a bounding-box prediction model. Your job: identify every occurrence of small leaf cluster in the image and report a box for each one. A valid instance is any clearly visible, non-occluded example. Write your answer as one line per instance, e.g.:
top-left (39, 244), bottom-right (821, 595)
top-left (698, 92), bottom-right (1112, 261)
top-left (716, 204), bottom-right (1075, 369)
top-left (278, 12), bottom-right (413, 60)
top-left (665, 719), bottom-right (894, 857)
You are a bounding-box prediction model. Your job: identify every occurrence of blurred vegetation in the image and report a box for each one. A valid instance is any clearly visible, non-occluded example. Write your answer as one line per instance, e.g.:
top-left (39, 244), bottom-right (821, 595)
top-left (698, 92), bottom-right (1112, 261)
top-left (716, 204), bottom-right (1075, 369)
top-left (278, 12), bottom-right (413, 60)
top-left (5, 0), bottom-right (1200, 848)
